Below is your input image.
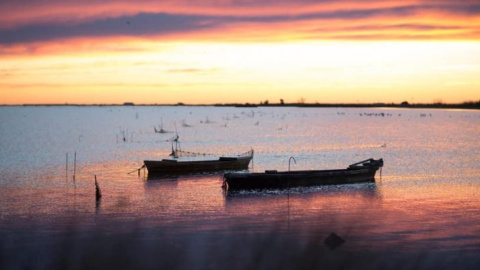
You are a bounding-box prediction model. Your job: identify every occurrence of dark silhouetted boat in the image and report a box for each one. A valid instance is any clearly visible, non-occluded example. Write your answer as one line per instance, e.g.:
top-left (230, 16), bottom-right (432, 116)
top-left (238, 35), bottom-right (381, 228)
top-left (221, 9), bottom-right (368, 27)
top-left (144, 150), bottom-right (254, 176)
top-left (223, 158), bottom-right (383, 190)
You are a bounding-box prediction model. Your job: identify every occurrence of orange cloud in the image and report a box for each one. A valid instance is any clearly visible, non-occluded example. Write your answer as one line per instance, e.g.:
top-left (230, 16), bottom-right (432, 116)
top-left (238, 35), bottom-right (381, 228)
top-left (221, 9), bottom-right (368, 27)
top-left (0, 1), bottom-right (478, 54)
top-left (1, 0), bottom-right (479, 33)
top-left (0, 1), bottom-right (421, 30)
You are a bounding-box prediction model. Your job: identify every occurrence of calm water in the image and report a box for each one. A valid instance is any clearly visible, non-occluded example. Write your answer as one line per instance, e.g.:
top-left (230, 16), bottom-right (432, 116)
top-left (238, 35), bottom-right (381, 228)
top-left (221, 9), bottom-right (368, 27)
top-left (1, 106), bottom-right (480, 269)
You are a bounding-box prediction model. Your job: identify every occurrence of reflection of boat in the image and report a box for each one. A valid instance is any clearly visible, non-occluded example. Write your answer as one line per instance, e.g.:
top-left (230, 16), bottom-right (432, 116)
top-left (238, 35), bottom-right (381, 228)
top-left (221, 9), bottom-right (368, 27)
top-left (223, 158), bottom-right (383, 191)
top-left (144, 150), bottom-right (254, 176)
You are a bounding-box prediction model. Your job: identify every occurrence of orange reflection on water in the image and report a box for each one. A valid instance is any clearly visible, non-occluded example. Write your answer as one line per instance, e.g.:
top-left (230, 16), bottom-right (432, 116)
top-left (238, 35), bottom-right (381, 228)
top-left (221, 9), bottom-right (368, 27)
top-left (371, 177), bottom-right (480, 252)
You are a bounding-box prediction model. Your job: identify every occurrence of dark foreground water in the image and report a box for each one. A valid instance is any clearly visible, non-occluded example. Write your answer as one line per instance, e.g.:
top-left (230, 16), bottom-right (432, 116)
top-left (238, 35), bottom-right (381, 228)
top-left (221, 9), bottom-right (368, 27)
top-left (1, 106), bottom-right (480, 269)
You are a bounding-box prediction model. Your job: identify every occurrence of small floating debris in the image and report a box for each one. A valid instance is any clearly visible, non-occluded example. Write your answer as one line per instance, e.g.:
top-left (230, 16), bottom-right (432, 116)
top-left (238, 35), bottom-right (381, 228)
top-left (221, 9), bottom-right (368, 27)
top-left (154, 126), bottom-right (170, 133)
top-left (200, 116), bottom-right (215, 124)
top-left (154, 118), bottom-right (171, 133)
top-left (182, 120), bottom-right (193, 127)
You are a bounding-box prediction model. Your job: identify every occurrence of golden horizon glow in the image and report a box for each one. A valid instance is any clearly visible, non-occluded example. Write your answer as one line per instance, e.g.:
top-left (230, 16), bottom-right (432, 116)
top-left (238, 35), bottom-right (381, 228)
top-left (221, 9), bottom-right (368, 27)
top-left (2, 40), bottom-right (480, 104)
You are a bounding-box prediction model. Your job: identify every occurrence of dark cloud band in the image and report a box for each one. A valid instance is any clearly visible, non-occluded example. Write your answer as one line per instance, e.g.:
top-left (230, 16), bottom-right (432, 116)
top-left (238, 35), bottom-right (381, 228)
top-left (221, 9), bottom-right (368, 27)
top-left (1, 3), bottom-right (479, 45)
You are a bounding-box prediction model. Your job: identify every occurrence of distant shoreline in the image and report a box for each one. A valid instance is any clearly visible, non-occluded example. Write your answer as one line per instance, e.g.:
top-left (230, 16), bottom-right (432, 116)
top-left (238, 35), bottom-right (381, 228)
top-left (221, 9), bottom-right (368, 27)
top-left (1, 101), bottom-right (479, 110)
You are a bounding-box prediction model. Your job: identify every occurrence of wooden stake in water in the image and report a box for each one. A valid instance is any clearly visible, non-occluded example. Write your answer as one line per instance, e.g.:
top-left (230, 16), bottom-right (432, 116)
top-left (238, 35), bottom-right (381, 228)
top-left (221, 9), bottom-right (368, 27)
top-left (73, 151), bottom-right (77, 187)
top-left (65, 152), bottom-right (68, 184)
top-left (95, 175), bottom-right (102, 202)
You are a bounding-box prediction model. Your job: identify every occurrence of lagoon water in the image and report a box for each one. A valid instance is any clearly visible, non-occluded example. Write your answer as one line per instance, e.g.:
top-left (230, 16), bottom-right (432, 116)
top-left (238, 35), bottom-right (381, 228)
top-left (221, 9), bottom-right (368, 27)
top-left (1, 106), bottom-right (480, 269)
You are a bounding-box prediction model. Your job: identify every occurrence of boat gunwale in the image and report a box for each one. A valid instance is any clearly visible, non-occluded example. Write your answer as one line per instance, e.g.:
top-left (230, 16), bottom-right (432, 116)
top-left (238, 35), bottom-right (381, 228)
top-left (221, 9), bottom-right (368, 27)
top-left (145, 155), bottom-right (251, 165)
top-left (225, 167), bottom-right (373, 177)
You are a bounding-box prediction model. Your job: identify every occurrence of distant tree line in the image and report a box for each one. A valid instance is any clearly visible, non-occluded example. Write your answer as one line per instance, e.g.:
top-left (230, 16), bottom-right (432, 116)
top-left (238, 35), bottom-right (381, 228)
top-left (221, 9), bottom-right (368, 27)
top-left (5, 100), bottom-right (480, 110)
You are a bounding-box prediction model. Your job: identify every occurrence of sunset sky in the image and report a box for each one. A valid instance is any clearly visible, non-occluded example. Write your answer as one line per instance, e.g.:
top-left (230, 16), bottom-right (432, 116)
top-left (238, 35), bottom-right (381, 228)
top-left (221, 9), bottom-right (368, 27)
top-left (1, 0), bottom-right (479, 105)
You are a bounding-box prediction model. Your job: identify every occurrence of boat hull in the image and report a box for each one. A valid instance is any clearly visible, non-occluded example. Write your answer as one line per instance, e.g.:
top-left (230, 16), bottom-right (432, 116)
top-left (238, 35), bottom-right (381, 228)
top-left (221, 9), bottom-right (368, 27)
top-left (224, 159), bottom-right (383, 190)
top-left (144, 154), bottom-right (253, 175)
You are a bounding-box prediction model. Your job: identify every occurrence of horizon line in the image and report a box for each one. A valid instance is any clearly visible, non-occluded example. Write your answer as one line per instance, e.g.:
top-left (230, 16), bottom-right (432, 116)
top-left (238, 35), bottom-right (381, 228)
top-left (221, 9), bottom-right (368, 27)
top-left (1, 100), bottom-right (479, 109)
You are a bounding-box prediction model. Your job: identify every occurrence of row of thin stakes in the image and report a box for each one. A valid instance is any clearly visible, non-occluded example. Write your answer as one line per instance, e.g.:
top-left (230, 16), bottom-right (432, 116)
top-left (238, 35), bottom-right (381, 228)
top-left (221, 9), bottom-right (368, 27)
top-left (66, 151), bottom-right (102, 202)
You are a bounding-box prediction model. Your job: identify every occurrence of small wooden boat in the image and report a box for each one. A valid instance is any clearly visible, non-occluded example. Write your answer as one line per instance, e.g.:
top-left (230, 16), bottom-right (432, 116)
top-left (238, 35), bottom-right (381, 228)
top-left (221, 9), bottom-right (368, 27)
top-left (144, 150), bottom-right (254, 175)
top-left (223, 158), bottom-right (383, 190)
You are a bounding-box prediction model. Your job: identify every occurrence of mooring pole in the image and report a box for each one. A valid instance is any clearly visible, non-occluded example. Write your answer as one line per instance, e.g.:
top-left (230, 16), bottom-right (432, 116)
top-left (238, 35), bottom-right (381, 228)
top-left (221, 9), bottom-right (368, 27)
top-left (95, 175), bottom-right (102, 202)
top-left (65, 152), bottom-right (68, 184)
top-left (73, 151), bottom-right (77, 187)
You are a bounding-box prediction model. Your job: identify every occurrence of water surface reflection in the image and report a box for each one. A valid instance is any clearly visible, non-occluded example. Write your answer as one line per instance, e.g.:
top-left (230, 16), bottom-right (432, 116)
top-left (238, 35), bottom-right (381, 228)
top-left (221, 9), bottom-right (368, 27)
top-left (1, 106), bottom-right (480, 269)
